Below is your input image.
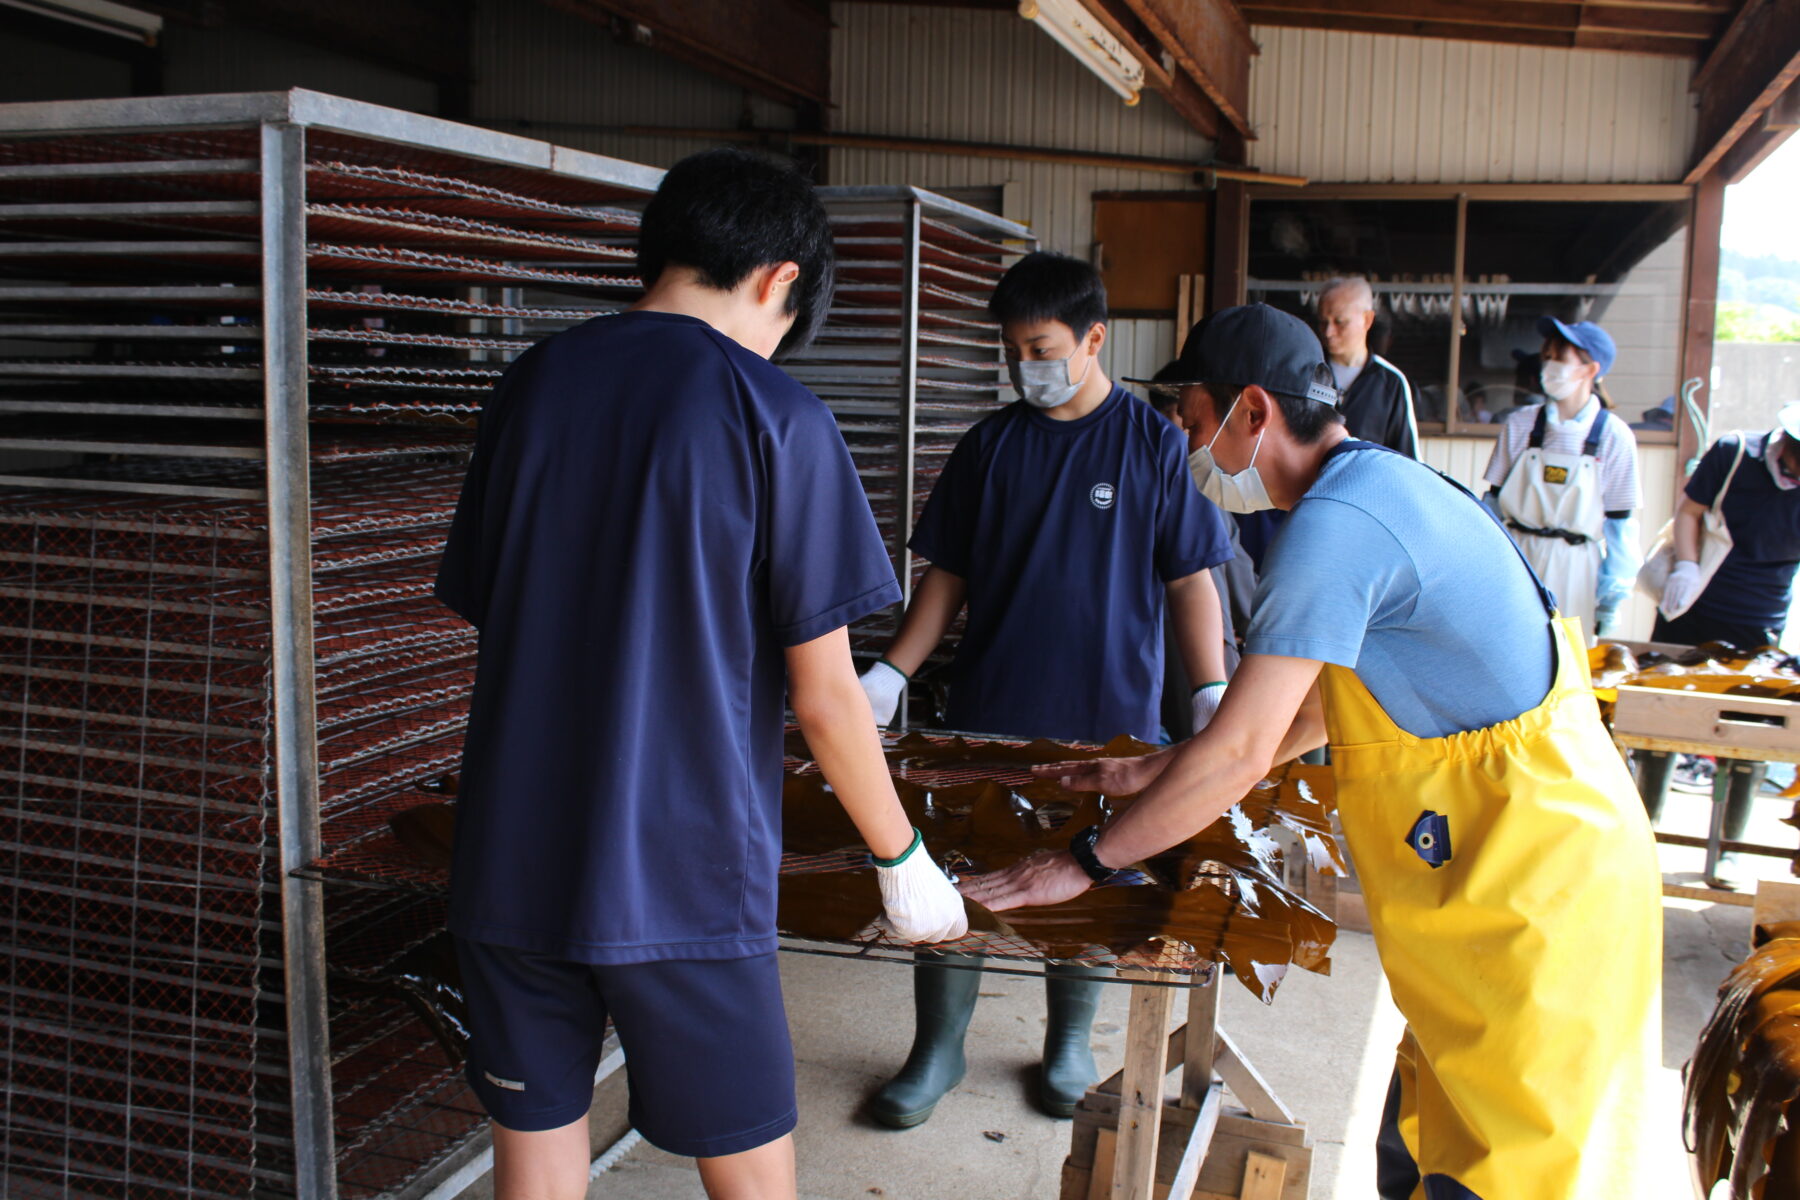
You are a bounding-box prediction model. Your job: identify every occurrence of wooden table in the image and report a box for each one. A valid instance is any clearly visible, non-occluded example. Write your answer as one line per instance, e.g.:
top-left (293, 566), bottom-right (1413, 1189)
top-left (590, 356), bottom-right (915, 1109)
top-left (1611, 679), bottom-right (1800, 902)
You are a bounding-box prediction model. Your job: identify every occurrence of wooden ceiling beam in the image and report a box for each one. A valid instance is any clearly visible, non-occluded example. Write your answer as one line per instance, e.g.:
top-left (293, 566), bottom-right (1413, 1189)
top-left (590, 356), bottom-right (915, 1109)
top-left (1237, 0), bottom-right (1717, 38)
top-left (1686, 0), bottom-right (1800, 181)
top-left (540, 0), bottom-right (831, 107)
top-left (1113, 0), bottom-right (1258, 138)
top-left (1075, 0), bottom-right (1229, 141)
top-left (1239, 8), bottom-right (1708, 54)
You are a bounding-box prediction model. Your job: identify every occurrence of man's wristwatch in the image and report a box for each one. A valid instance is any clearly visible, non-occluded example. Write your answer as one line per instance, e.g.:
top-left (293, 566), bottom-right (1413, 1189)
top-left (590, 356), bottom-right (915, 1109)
top-left (1069, 824), bottom-right (1123, 884)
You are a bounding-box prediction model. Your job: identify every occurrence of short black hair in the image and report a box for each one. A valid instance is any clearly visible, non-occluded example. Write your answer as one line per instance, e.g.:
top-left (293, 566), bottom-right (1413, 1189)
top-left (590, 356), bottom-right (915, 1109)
top-left (636, 148), bottom-right (835, 358)
top-left (1206, 382), bottom-right (1345, 445)
top-left (988, 251), bottom-right (1107, 340)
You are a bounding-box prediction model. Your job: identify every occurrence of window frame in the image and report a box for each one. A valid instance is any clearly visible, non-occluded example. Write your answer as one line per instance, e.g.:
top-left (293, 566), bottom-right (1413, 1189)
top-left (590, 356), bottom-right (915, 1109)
top-left (1243, 181), bottom-right (1696, 444)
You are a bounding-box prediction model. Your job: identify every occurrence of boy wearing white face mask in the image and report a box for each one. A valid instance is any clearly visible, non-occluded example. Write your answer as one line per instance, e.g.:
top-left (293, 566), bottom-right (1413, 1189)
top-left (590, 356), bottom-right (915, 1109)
top-left (1482, 318), bottom-right (1642, 642)
top-left (854, 251), bottom-right (1234, 1129)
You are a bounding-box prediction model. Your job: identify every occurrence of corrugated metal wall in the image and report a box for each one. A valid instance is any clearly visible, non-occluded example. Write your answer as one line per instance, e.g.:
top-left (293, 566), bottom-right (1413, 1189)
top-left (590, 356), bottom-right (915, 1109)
top-left (1420, 436), bottom-right (1678, 638)
top-left (470, 0), bottom-right (794, 168)
top-left (1247, 27), bottom-right (1697, 183)
top-left (829, 1), bottom-right (1212, 385)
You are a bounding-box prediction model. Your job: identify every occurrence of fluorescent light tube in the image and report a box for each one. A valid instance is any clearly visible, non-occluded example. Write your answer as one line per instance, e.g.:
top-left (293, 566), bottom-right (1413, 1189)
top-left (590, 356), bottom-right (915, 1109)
top-left (1018, 0), bottom-right (1145, 105)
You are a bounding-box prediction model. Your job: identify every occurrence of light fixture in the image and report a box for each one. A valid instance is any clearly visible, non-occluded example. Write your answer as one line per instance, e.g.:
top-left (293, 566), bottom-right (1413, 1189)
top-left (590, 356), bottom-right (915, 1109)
top-left (0, 0), bottom-right (162, 45)
top-left (1018, 0), bottom-right (1145, 106)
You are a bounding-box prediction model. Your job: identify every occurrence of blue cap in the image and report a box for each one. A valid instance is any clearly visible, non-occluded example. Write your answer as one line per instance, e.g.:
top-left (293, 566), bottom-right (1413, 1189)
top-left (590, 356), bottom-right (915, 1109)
top-left (1134, 303), bottom-right (1338, 406)
top-left (1537, 316), bottom-right (1616, 377)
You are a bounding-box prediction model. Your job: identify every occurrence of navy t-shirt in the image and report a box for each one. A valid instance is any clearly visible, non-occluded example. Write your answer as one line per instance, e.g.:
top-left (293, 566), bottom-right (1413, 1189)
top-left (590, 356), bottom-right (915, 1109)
top-left (1687, 431), bottom-right (1800, 629)
top-left (436, 311), bottom-right (901, 963)
top-left (908, 387), bottom-right (1232, 743)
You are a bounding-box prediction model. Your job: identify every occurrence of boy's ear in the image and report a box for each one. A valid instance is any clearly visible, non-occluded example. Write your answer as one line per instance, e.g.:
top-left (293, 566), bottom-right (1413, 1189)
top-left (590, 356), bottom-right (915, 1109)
top-left (1084, 321), bottom-right (1107, 354)
top-left (756, 261), bottom-right (801, 308)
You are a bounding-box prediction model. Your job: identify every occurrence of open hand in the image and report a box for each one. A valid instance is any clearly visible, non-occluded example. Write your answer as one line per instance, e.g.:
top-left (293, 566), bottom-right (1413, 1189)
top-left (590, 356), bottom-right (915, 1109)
top-left (957, 850), bottom-right (1092, 913)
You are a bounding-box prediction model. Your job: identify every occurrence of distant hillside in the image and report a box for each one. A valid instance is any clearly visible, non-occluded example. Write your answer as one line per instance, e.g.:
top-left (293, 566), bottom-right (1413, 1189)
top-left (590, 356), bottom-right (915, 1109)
top-left (1720, 249), bottom-right (1800, 342)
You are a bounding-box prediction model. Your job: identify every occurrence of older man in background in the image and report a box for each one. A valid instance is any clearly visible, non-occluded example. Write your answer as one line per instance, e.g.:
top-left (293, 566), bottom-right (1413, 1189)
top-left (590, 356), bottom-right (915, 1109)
top-left (1318, 276), bottom-right (1418, 457)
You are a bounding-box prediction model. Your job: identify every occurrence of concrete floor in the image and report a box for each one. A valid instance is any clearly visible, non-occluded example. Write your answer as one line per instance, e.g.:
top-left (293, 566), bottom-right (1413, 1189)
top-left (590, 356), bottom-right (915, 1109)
top-left (591, 782), bottom-right (1784, 1199)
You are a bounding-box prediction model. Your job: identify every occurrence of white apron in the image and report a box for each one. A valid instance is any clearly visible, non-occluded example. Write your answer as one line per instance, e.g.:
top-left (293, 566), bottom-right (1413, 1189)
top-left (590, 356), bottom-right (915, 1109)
top-left (1496, 405), bottom-right (1609, 643)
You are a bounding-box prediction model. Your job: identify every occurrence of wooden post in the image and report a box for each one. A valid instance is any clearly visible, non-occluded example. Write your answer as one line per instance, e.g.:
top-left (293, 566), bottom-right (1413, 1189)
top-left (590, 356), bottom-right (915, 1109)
top-left (1678, 171), bottom-right (1724, 484)
top-left (1181, 974), bottom-right (1220, 1110)
top-left (1209, 180), bottom-right (1248, 314)
top-left (1112, 973), bottom-right (1178, 1199)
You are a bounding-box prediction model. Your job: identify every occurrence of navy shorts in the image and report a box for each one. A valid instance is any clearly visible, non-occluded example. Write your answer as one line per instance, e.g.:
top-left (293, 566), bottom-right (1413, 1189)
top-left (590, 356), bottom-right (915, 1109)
top-left (453, 939), bottom-right (797, 1156)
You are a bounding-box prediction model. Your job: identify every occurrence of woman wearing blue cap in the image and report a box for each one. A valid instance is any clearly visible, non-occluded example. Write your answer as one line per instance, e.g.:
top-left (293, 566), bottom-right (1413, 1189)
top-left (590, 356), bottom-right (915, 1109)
top-left (1482, 317), bottom-right (1642, 642)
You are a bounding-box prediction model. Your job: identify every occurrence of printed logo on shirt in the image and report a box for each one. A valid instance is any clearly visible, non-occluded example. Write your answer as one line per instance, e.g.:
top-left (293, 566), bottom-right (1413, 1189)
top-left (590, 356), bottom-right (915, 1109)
top-left (1542, 465), bottom-right (1569, 485)
top-left (1090, 482), bottom-right (1116, 510)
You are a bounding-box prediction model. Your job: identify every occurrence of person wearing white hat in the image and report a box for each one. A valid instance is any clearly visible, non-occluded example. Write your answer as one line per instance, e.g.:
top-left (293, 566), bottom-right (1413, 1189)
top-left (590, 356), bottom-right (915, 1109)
top-left (1637, 400), bottom-right (1800, 885)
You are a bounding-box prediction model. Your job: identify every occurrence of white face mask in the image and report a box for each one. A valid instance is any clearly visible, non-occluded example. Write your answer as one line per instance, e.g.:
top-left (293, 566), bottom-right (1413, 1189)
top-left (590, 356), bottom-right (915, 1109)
top-left (1540, 360), bottom-right (1589, 403)
top-left (1008, 349), bottom-right (1093, 409)
top-left (1188, 395), bottom-right (1274, 514)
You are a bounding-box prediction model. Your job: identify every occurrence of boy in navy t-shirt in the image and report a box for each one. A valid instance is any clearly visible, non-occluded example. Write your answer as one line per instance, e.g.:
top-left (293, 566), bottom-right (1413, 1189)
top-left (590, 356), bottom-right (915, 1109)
top-left (436, 150), bottom-right (966, 1200)
top-left (855, 253), bottom-right (1234, 1127)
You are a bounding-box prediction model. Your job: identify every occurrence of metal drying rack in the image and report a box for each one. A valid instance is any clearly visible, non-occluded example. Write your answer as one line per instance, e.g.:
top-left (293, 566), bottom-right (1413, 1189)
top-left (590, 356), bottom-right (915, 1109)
top-left (800, 189), bottom-right (1036, 725)
top-left (0, 90), bottom-right (657, 1200)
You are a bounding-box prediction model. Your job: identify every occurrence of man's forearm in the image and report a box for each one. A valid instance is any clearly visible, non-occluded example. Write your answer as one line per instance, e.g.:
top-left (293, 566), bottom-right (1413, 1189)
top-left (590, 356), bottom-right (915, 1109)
top-left (788, 627), bottom-right (915, 860)
top-left (1092, 719), bottom-right (1271, 867)
top-left (1091, 655), bottom-right (1321, 867)
top-left (881, 566), bottom-right (967, 676)
top-left (1166, 571), bottom-right (1228, 687)
top-left (793, 687), bottom-right (914, 861)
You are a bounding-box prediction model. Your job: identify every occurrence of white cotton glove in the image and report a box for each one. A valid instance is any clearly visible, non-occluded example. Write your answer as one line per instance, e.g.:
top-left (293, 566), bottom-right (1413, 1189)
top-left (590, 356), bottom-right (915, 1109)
top-left (1191, 682), bottom-right (1226, 735)
top-left (873, 831), bottom-right (969, 944)
top-left (859, 659), bottom-right (907, 727)
top-left (1660, 560), bottom-right (1703, 620)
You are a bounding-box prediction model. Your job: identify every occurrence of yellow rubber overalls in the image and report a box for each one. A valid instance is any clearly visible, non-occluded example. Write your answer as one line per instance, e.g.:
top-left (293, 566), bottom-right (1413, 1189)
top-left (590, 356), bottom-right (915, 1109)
top-left (1318, 446), bottom-right (1663, 1200)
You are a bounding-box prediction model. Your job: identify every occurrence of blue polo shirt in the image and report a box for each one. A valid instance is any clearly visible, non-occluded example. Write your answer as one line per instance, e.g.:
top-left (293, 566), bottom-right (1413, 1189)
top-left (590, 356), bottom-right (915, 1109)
top-left (1686, 431), bottom-right (1800, 630)
top-left (908, 387), bottom-right (1232, 743)
top-left (436, 311), bottom-right (901, 963)
top-left (1246, 442), bottom-right (1554, 739)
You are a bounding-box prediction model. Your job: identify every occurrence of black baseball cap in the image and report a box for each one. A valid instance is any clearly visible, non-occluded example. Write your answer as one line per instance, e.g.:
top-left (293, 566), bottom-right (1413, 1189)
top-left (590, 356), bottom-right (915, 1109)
top-left (1126, 303), bottom-right (1339, 407)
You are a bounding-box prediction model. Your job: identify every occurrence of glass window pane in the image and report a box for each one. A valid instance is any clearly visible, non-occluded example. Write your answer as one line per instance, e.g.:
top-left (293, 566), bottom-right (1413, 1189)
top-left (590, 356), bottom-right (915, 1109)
top-left (1247, 198), bottom-right (1458, 423)
top-left (1461, 200), bottom-right (1689, 431)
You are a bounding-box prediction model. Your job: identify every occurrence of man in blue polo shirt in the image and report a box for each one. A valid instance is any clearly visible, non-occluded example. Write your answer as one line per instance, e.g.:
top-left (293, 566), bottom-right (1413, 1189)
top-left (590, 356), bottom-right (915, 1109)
top-left (856, 252), bottom-right (1234, 1128)
top-left (970, 306), bottom-right (1662, 1200)
top-left (436, 149), bottom-right (966, 1200)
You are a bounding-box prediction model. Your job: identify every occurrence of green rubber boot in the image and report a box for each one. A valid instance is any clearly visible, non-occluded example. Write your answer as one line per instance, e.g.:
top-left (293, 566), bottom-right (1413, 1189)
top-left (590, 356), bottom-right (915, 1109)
top-left (1710, 759), bottom-right (1767, 889)
top-left (869, 954), bottom-right (983, 1129)
top-left (1040, 963), bottom-right (1109, 1117)
top-left (1634, 750), bottom-right (1673, 825)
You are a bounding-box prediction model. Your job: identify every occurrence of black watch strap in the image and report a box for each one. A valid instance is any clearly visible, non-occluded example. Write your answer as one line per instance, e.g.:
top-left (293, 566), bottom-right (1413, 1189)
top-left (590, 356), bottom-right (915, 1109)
top-left (1068, 824), bottom-right (1119, 884)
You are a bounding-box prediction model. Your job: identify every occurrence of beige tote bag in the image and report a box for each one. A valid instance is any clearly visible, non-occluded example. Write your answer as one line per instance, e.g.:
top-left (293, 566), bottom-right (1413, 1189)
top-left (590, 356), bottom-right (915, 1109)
top-left (1635, 435), bottom-right (1747, 616)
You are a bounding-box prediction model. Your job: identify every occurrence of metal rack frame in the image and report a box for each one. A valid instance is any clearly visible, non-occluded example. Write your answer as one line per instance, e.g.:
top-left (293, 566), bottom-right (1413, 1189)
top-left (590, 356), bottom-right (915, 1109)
top-left (0, 90), bottom-right (660, 1200)
top-left (802, 187), bottom-right (1035, 727)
